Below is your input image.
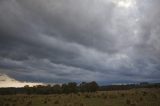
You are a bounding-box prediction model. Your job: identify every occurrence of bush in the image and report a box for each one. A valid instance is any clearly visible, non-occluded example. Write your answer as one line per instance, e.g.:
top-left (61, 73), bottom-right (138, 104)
top-left (54, 100), bottom-right (59, 104)
top-left (126, 99), bottom-right (131, 105)
top-left (130, 103), bottom-right (136, 106)
top-left (12, 104), bottom-right (15, 106)
top-left (5, 103), bottom-right (10, 106)
top-left (85, 94), bottom-right (91, 98)
top-left (43, 100), bottom-right (47, 104)
top-left (79, 103), bottom-right (84, 106)
top-left (142, 91), bottom-right (147, 96)
top-left (139, 97), bottom-right (143, 101)
top-left (27, 101), bottom-right (32, 106)
top-left (152, 94), bottom-right (158, 99)
top-left (121, 93), bottom-right (125, 97)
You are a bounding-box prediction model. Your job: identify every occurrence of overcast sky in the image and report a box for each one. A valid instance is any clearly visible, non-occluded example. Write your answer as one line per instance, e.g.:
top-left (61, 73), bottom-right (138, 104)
top-left (0, 0), bottom-right (160, 85)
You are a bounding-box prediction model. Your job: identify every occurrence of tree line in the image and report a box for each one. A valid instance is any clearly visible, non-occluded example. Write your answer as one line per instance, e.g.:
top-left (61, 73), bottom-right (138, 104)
top-left (0, 81), bottom-right (99, 95)
top-left (99, 82), bottom-right (160, 91)
top-left (0, 82), bottom-right (160, 95)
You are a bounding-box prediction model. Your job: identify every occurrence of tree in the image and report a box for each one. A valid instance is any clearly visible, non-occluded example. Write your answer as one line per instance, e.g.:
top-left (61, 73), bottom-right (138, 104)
top-left (62, 84), bottom-right (69, 94)
top-left (24, 85), bottom-right (29, 88)
top-left (88, 81), bottom-right (99, 92)
top-left (24, 85), bottom-right (32, 94)
top-left (79, 81), bottom-right (99, 92)
top-left (68, 82), bottom-right (77, 93)
top-left (52, 84), bottom-right (61, 94)
top-left (79, 82), bottom-right (87, 92)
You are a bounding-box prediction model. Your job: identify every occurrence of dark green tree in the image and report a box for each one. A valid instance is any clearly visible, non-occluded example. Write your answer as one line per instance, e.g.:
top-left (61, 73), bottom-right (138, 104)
top-left (62, 84), bottom-right (69, 94)
top-left (88, 81), bottom-right (99, 92)
top-left (52, 84), bottom-right (61, 94)
top-left (68, 82), bottom-right (77, 93)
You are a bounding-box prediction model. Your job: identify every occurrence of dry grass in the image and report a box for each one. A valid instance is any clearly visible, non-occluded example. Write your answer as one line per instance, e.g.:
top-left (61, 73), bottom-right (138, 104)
top-left (0, 88), bottom-right (160, 106)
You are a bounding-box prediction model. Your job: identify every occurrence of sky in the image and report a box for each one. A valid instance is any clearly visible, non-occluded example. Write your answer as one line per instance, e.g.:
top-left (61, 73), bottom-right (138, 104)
top-left (0, 0), bottom-right (160, 87)
top-left (0, 74), bottom-right (43, 88)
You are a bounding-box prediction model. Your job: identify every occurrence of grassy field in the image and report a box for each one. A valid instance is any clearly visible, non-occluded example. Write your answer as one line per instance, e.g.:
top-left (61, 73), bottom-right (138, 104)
top-left (0, 88), bottom-right (159, 106)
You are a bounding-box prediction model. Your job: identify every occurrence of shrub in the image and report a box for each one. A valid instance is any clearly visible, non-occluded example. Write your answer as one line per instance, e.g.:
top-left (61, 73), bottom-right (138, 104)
top-left (109, 95), bottom-right (117, 99)
top-left (126, 99), bottom-right (131, 105)
top-left (121, 93), bottom-right (125, 97)
top-left (27, 101), bottom-right (32, 106)
top-left (44, 100), bottom-right (47, 104)
top-left (139, 97), bottom-right (143, 101)
top-left (79, 103), bottom-right (84, 106)
top-left (12, 104), bottom-right (16, 106)
top-left (103, 95), bottom-right (107, 99)
top-left (152, 94), bottom-right (157, 99)
top-left (85, 94), bottom-right (90, 98)
top-left (142, 91), bottom-right (147, 96)
top-left (54, 100), bottom-right (59, 104)
top-left (130, 103), bottom-right (136, 106)
top-left (5, 103), bottom-right (10, 106)
top-left (77, 93), bottom-right (81, 96)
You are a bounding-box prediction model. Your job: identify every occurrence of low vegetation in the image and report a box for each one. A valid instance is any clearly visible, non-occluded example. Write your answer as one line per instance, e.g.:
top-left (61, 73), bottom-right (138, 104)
top-left (0, 82), bottom-right (160, 106)
top-left (0, 88), bottom-right (160, 106)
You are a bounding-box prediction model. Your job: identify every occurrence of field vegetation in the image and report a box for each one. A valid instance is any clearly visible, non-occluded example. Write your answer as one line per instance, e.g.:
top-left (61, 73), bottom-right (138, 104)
top-left (0, 88), bottom-right (160, 106)
top-left (0, 82), bottom-right (160, 106)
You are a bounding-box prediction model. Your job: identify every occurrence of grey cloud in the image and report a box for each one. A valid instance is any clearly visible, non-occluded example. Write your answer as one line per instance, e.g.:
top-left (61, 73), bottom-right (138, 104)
top-left (0, 0), bottom-right (160, 84)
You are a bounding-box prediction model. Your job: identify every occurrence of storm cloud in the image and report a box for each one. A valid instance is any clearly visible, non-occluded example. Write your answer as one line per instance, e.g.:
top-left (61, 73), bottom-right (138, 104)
top-left (0, 0), bottom-right (160, 84)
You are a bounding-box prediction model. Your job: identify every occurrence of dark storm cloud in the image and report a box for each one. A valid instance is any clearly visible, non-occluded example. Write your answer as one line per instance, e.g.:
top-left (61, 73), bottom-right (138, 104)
top-left (0, 0), bottom-right (160, 84)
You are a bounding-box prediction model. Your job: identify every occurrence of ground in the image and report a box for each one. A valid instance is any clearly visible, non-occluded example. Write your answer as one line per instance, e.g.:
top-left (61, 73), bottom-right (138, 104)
top-left (0, 88), bottom-right (160, 106)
